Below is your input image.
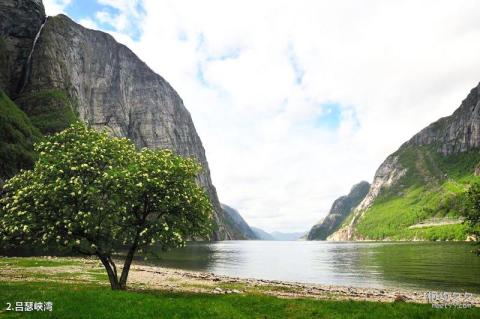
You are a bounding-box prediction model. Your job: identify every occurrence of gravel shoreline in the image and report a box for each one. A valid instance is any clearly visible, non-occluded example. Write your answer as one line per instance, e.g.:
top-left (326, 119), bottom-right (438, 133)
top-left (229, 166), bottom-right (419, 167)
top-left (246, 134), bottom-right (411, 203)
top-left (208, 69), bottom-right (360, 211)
top-left (128, 263), bottom-right (480, 306)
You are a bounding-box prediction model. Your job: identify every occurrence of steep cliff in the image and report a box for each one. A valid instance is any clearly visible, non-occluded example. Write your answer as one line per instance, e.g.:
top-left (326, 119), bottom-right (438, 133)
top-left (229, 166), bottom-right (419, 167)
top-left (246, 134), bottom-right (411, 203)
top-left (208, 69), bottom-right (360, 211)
top-left (409, 84), bottom-right (480, 155)
top-left (307, 181), bottom-right (369, 240)
top-left (221, 204), bottom-right (257, 240)
top-left (330, 83), bottom-right (480, 241)
top-left (0, 0), bottom-right (44, 183)
top-left (0, 0), bottom-right (243, 240)
top-left (0, 0), bottom-right (45, 96)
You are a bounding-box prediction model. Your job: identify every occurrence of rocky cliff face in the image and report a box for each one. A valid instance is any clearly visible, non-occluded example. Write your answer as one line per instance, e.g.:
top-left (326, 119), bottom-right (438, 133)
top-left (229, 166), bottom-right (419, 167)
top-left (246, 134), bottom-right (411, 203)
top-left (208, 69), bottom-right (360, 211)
top-left (307, 181), bottom-right (370, 240)
top-left (327, 156), bottom-right (406, 241)
top-left (0, 0), bottom-right (242, 240)
top-left (0, 0), bottom-right (45, 96)
top-left (221, 204), bottom-right (257, 240)
top-left (408, 84), bottom-right (480, 155)
top-left (329, 82), bottom-right (480, 241)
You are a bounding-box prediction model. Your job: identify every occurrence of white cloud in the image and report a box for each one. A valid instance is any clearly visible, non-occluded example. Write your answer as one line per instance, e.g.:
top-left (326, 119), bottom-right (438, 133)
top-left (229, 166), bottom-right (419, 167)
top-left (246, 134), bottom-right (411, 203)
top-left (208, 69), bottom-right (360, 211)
top-left (58, 0), bottom-right (480, 232)
top-left (78, 18), bottom-right (99, 30)
top-left (96, 0), bottom-right (144, 38)
top-left (43, 0), bottom-right (71, 15)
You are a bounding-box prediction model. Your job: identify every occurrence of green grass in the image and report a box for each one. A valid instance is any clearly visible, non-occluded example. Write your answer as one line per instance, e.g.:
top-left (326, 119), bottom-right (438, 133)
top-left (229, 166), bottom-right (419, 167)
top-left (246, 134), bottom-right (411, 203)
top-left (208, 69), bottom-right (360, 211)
top-left (21, 271), bottom-right (84, 281)
top-left (0, 257), bottom-right (81, 268)
top-left (0, 257), bottom-right (110, 283)
top-left (354, 146), bottom-right (480, 240)
top-left (86, 271), bottom-right (109, 281)
top-left (0, 281), bottom-right (478, 319)
top-left (0, 89), bottom-right (41, 178)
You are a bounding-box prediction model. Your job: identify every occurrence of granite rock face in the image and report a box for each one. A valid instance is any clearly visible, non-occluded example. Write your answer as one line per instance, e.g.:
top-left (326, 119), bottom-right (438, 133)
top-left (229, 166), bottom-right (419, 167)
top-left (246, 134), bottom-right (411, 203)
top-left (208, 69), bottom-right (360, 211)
top-left (408, 84), bottom-right (480, 155)
top-left (329, 82), bottom-right (480, 241)
top-left (1, 0), bottom-right (242, 240)
top-left (221, 204), bottom-right (257, 240)
top-left (0, 0), bottom-right (45, 96)
top-left (307, 181), bottom-right (370, 240)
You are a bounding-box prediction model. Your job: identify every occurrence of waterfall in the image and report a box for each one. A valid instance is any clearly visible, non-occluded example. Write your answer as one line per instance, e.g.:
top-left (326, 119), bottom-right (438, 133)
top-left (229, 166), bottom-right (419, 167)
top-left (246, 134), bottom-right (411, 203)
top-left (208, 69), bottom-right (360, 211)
top-left (18, 16), bottom-right (48, 93)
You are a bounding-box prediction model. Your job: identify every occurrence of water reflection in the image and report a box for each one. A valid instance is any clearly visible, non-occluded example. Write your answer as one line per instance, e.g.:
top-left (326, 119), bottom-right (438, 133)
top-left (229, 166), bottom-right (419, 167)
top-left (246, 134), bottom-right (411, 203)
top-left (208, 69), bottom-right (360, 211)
top-left (371, 242), bottom-right (480, 292)
top-left (144, 242), bottom-right (218, 270)
top-left (145, 241), bottom-right (480, 293)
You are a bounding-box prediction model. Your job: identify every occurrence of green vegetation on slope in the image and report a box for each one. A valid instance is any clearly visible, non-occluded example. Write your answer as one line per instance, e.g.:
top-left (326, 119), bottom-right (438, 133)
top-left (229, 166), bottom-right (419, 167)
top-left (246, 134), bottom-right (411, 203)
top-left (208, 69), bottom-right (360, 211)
top-left (1, 281), bottom-right (478, 319)
top-left (0, 89), bottom-right (41, 179)
top-left (355, 146), bottom-right (480, 240)
top-left (15, 89), bottom-right (78, 134)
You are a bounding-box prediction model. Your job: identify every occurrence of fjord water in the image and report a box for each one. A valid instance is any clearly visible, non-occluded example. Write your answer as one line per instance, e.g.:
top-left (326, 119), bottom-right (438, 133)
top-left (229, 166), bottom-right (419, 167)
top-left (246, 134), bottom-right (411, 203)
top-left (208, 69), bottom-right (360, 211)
top-left (148, 241), bottom-right (480, 293)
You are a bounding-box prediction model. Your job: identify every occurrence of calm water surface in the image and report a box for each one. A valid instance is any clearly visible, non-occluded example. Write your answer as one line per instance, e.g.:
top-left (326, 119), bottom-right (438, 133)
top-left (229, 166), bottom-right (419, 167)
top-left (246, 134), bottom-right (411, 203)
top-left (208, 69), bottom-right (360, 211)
top-left (147, 241), bottom-right (480, 293)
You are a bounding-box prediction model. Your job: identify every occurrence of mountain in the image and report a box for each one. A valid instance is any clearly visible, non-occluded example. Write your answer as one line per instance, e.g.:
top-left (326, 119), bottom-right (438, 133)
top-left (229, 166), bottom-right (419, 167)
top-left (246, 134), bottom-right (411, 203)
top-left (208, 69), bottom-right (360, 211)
top-left (270, 231), bottom-right (306, 241)
top-left (307, 181), bottom-right (370, 240)
top-left (250, 227), bottom-right (305, 241)
top-left (330, 83), bottom-right (480, 241)
top-left (251, 227), bottom-right (275, 240)
top-left (221, 204), bottom-right (257, 240)
top-left (0, 0), bottom-right (45, 183)
top-left (0, 0), bottom-right (46, 95)
top-left (0, 89), bottom-right (40, 181)
top-left (0, 0), bottom-right (244, 240)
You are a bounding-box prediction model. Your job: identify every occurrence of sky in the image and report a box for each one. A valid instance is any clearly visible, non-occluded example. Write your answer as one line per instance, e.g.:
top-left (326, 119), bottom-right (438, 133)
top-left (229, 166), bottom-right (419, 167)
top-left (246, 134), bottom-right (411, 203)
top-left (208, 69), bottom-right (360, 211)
top-left (43, 0), bottom-right (480, 233)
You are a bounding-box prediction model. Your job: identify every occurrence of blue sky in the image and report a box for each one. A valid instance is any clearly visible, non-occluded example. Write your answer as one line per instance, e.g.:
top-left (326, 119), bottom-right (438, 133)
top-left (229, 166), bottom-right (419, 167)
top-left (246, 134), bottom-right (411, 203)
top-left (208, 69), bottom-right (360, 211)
top-left (63, 0), bottom-right (100, 19)
top-left (314, 103), bottom-right (342, 129)
top-left (52, 0), bottom-right (144, 40)
top-left (43, 0), bottom-right (480, 232)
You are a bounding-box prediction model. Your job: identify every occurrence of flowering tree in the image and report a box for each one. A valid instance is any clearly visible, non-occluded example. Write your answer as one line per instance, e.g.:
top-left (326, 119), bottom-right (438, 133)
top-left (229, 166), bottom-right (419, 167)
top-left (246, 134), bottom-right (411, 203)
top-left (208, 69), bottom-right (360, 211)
top-left (0, 123), bottom-right (213, 289)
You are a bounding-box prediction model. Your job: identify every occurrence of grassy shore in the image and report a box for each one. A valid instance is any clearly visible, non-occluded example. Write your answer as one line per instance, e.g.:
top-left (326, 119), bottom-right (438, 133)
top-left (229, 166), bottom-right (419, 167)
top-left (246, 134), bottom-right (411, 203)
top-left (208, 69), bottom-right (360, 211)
top-left (0, 257), bottom-right (479, 318)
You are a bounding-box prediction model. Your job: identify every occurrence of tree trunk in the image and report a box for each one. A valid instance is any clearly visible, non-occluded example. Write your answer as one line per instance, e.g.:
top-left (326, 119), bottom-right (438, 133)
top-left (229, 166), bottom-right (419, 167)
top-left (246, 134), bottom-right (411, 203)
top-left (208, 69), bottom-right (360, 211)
top-left (119, 238), bottom-right (138, 289)
top-left (98, 253), bottom-right (122, 290)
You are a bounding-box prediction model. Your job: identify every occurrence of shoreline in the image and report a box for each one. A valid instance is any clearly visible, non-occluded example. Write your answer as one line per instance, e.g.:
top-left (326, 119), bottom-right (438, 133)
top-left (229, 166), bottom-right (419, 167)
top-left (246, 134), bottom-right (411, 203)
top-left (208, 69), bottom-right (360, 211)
top-left (128, 263), bottom-right (480, 306)
top-left (1, 256), bottom-right (479, 307)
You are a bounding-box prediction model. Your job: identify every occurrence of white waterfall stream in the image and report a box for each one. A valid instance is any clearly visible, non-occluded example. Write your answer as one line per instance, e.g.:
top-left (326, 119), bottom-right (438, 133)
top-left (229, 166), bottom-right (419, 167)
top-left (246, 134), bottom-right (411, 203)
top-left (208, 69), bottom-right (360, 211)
top-left (19, 16), bottom-right (48, 93)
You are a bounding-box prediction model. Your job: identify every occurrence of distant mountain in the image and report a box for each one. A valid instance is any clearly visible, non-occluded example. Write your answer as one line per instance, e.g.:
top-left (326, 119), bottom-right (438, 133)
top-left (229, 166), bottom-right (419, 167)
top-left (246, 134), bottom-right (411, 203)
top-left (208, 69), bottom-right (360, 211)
top-left (307, 181), bottom-right (370, 240)
top-left (270, 231), bottom-right (306, 241)
top-left (221, 204), bottom-right (257, 240)
top-left (330, 82), bottom-right (480, 241)
top-left (298, 233), bottom-right (308, 241)
top-left (251, 227), bottom-right (275, 240)
top-left (250, 227), bottom-right (306, 241)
